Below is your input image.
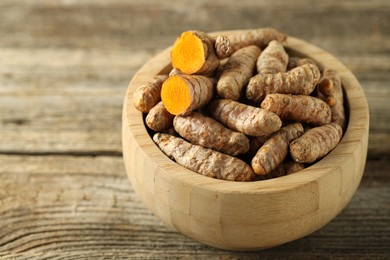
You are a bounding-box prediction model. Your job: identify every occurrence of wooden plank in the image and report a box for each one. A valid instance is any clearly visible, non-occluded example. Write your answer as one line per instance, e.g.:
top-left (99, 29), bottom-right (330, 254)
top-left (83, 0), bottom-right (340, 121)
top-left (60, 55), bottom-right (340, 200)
top-left (0, 47), bottom-right (140, 155)
top-left (0, 155), bottom-right (388, 257)
top-left (0, 0), bottom-right (388, 50)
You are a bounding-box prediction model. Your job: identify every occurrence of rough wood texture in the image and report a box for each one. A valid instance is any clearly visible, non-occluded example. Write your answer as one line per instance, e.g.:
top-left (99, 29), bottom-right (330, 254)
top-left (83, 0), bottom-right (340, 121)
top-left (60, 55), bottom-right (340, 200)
top-left (0, 0), bottom-right (389, 258)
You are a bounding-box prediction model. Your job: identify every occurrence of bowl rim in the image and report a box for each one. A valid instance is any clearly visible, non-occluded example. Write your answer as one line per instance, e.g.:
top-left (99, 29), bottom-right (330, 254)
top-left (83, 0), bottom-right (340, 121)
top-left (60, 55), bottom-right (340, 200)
top-left (123, 30), bottom-right (369, 194)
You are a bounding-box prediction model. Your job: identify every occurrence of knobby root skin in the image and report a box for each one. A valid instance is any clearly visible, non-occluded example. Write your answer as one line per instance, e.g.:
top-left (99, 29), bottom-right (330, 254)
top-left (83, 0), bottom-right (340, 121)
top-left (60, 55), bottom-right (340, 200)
top-left (170, 31), bottom-right (230, 75)
top-left (319, 68), bottom-right (337, 96)
top-left (261, 94), bottom-right (332, 126)
top-left (174, 112), bottom-right (249, 156)
top-left (217, 45), bottom-right (261, 100)
top-left (145, 101), bottom-right (174, 132)
top-left (161, 74), bottom-right (215, 116)
top-left (246, 63), bottom-right (321, 102)
top-left (214, 35), bottom-right (232, 59)
top-left (227, 27), bottom-right (287, 54)
top-left (318, 68), bottom-right (346, 130)
top-left (207, 99), bottom-right (282, 137)
top-left (290, 123), bottom-right (343, 163)
top-left (133, 75), bottom-right (168, 113)
top-left (256, 40), bottom-right (288, 75)
top-left (287, 57), bottom-right (317, 70)
top-left (153, 133), bottom-right (255, 181)
top-left (251, 123), bottom-right (304, 175)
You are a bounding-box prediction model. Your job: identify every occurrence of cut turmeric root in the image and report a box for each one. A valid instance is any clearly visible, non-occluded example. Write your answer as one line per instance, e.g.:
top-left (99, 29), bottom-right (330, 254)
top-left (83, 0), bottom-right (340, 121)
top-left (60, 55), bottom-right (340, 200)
top-left (170, 31), bottom-right (230, 75)
top-left (153, 133), bottom-right (254, 181)
top-left (161, 74), bottom-right (215, 116)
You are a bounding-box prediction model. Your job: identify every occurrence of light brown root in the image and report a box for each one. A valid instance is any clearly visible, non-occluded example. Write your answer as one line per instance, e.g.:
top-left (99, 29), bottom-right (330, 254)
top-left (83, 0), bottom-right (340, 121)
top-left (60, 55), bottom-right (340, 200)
top-left (133, 75), bottom-right (168, 113)
top-left (246, 63), bottom-right (321, 103)
top-left (145, 101), bottom-right (174, 132)
top-left (318, 68), bottom-right (346, 130)
top-left (217, 45), bottom-right (261, 100)
top-left (173, 112), bottom-right (250, 156)
top-left (153, 133), bottom-right (255, 181)
top-left (251, 123), bottom-right (304, 175)
top-left (261, 94), bottom-right (331, 126)
top-left (228, 27), bottom-right (287, 54)
top-left (207, 99), bottom-right (282, 137)
top-left (290, 123), bottom-right (343, 163)
top-left (256, 40), bottom-right (288, 74)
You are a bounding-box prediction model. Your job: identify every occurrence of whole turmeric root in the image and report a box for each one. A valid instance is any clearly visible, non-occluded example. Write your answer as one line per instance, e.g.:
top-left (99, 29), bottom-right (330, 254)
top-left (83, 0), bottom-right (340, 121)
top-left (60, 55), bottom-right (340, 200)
top-left (246, 64), bottom-right (321, 102)
top-left (153, 133), bottom-right (254, 181)
top-left (145, 101), bottom-right (174, 132)
top-left (318, 68), bottom-right (346, 130)
top-left (207, 99), bottom-right (282, 137)
top-left (173, 112), bottom-right (250, 156)
top-left (170, 31), bottom-right (230, 75)
top-left (251, 123), bottom-right (304, 175)
top-left (161, 74), bottom-right (215, 115)
top-left (133, 75), bottom-right (168, 113)
top-left (261, 94), bottom-right (331, 126)
top-left (290, 123), bottom-right (343, 163)
top-left (217, 45), bottom-right (261, 100)
top-left (256, 40), bottom-right (288, 75)
top-left (228, 27), bottom-right (287, 54)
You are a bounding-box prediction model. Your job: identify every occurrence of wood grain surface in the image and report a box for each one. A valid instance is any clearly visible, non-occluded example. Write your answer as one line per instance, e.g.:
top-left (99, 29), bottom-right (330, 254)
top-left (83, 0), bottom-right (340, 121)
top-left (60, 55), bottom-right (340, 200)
top-left (0, 0), bottom-right (389, 258)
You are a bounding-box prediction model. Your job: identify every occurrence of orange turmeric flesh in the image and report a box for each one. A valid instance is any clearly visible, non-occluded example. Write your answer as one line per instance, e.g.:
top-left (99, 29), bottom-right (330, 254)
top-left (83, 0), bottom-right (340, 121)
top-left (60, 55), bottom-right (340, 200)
top-left (161, 75), bottom-right (214, 116)
top-left (171, 32), bottom-right (205, 74)
top-left (161, 76), bottom-right (192, 115)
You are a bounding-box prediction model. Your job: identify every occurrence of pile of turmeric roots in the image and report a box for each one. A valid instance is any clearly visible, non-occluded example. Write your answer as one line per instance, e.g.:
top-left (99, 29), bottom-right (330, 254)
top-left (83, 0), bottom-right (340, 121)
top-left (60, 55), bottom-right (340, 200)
top-left (133, 28), bottom-right (346, 182)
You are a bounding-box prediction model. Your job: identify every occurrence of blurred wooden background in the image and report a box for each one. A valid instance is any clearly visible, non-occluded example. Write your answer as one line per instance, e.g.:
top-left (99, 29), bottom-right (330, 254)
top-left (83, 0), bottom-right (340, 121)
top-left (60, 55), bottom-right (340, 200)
top-left (0, 0), bottom-right (389, 258)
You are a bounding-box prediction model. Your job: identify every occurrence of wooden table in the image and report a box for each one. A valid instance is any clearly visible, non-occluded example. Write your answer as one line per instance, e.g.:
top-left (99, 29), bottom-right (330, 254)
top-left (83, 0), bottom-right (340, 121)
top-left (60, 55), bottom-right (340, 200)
top-left (1, 1), bottom-right (389, 258)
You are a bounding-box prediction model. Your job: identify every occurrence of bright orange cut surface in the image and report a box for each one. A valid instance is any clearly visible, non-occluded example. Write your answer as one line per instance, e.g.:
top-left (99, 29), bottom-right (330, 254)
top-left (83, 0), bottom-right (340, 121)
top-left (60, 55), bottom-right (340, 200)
top-left (170, 31), bottom-right (205, 74)
top-left (161, 76), bottom-right (191, 115)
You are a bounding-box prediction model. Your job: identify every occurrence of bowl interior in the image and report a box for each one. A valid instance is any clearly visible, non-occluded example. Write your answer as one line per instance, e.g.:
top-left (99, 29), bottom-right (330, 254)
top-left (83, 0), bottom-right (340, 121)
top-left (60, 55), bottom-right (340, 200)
top-left (124, 35), bottom-right (367, 193)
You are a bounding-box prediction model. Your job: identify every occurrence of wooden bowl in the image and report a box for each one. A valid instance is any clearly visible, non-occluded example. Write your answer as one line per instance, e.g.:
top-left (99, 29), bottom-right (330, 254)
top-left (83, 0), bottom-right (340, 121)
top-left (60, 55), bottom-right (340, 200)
top-left (122, 31), bottom-right (369, 251)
